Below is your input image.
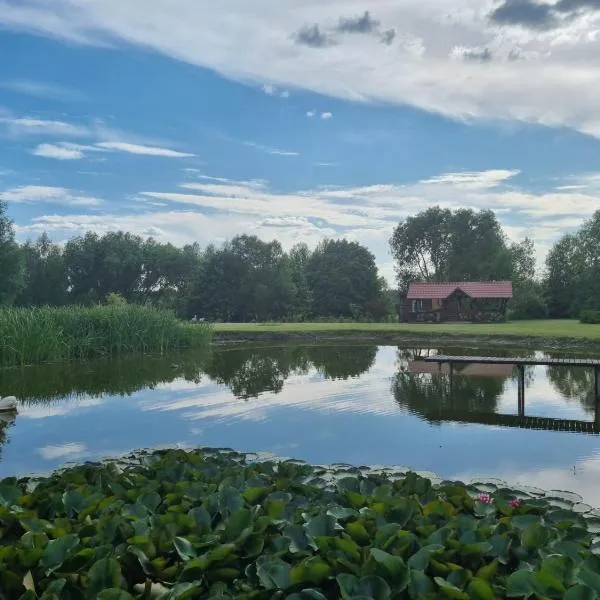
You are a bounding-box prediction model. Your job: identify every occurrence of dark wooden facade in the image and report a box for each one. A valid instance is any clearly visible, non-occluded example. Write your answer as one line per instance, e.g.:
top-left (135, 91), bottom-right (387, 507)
top-left (403, 282), bottom-right (512, 323)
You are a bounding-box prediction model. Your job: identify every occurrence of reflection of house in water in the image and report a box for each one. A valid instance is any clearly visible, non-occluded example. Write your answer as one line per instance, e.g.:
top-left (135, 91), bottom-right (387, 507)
top-left (408, 361), bottom-right (514, 378)
top-left (407, 359), bottom-right (600, 435)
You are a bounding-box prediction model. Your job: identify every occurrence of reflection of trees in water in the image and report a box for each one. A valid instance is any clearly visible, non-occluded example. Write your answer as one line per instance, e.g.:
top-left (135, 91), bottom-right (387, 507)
top-left (392, 370), bottom-right (507, 422)
top-left (306, 346), bottom-right (377, 380)
top-left (546, 363), bottom-right (598, 415)
top-left (204, 345), bottom-right (377, 398)
top-left (0, 414), bottom-right (14, 462)
top-left (392, 347), bottom-right (536, 422)
top-left (0, 349), bottom-right (213, 404)
top-left (203, 346), bottom-right (310, 399)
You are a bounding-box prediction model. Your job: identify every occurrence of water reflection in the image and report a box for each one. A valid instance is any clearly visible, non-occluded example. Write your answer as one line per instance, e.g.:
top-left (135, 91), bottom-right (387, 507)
top-left (2, 344), bottom-right (600, 505)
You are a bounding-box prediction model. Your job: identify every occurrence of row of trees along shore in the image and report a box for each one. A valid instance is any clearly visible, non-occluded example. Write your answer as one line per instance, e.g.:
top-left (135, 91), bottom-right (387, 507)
top-left (1, 199), bottom-right (599, 321)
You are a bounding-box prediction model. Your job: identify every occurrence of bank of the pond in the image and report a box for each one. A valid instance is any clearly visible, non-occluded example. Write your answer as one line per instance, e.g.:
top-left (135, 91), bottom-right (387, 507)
top-left (0, 306), bottom-right (212, 367)
top-left (214, 320), bottom-right (600, 351)
top-left (1, 447), bottom-right (599, 598)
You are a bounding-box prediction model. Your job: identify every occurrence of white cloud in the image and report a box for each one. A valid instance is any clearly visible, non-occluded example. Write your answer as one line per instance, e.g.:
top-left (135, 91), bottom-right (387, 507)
top-left (306, 111), bottom-right (316, 118)
top-left (95, 141), bottom-right (194, 157)
top-left (1, 79), bottom-right (82, 101)
top-left (420, 169), bottom-right (520, 189)
top-left (6, 0), bottom-right (600, 137)
top-left (262, 84), bottom-right (276, 95)
top-left (1, 185), bottom-right (103, 207)
top-left (33, 143), bottom-right (85, 160)
top-left (244, 141), bottom-right (299, 157)
top-left (38, 442), bottom-right (87, 460)
top-left (280, 90), bottom-right (290, 98)
top-left (0, 116), bottom-right (88, 137)
top-left (321, 112), bottom-right (333, 119)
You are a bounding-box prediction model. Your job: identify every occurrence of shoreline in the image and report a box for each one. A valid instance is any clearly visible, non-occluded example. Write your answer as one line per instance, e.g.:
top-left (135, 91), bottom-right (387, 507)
top-left (214, 329), bottom-right (600, 352)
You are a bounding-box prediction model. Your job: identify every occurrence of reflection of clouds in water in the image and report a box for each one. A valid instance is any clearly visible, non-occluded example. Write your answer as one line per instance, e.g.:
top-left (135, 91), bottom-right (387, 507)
top-left (38, 442), bottom-right (86, 460)
top-left (490, 368), bottom-right (592, 421)
top-left (452, 451), bottom-right (600, 507)
top-left (140, 366), bottom-right (397, 423)
top-left (20, 398), bottom-right (105, 419)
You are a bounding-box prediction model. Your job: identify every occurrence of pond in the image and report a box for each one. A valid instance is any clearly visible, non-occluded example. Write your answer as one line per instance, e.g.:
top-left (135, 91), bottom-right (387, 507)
top-left (2, 343), bottom-right (600, 504)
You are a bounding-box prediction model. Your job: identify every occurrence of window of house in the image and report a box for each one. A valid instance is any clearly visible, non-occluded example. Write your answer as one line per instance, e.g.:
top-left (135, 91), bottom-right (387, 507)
top-left (412, 299), bottom-right (424, 312)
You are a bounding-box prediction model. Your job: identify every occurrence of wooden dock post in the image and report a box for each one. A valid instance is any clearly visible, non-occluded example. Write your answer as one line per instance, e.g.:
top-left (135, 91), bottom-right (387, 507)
top-left (517, 364), bottom-right (525, 417)
top-left (595, 366), bottom-right (600, 404)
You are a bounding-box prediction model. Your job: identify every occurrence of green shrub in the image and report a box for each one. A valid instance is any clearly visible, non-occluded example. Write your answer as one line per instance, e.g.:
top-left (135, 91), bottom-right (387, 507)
top-left (105, 291), bottom-right (127, 306)
top-left (580, 309), bottom-right (600, 324)
top-left (0, 448), bottom-right (598, 598)
top-left (0, 305), bottom-right (212, 367)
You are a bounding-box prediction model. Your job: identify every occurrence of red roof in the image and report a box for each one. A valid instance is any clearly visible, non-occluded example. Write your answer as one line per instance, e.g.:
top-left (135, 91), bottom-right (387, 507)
top-left (406, 281), bottom-right (513, 299)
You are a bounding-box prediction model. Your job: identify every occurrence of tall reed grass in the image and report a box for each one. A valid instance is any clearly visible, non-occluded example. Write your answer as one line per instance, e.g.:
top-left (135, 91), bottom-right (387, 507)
top-left (0, 306), bottom-right (212, 367)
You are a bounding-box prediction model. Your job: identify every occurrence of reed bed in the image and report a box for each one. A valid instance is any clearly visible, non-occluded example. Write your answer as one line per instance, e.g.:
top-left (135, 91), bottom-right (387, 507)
top-left (0, 305), bottom-right (212, 367)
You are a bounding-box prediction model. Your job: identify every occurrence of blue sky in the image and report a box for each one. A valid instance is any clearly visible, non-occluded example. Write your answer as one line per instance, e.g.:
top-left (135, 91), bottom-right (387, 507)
top-left (2, 1), bottom-right (600, 282)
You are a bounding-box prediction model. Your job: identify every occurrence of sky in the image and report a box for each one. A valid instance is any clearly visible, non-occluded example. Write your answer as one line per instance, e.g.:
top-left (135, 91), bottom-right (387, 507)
top-left (1, 1), bottom-right (600, 283)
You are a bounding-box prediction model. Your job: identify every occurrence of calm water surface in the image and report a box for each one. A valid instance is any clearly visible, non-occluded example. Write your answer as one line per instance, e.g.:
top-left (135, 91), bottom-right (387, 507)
top-left (2, 344), bottom-right (600, 504)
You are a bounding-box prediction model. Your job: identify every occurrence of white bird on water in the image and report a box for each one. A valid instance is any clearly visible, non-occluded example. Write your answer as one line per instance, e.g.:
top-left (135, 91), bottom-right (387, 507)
top-left (0, 396), bottom-right (17, 412)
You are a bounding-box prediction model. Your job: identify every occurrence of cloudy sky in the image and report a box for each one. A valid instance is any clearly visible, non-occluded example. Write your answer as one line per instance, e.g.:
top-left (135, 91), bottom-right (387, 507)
top-left (2, 0), bottom-right (600, 282)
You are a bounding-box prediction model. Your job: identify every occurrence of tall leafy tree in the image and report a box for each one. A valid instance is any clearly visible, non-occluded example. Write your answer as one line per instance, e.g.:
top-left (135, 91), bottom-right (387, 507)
top-left (391, 207), bottom-right (519, 289)
top-left (0, 200), bottom-right (24, 305)
top-left (545, 211), bottom-right (600, 317)
top-left (64, 232), bottom-right (145, 304)
top-left (306, 239), bottom-right (386, 319)
top-left (16, 233), bottom-right (68, 307)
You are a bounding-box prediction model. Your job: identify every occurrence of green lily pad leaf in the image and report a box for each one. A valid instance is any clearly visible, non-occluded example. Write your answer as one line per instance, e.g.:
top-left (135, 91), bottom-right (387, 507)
top-left (87, 558), bottom-right (122, 595)
top-left (256, 555), bottom-right (292, 590)
top-left (286, 590), bottom-right (328, 600)
top-left (408, 569), bottom-right (434, 598)
top-left (434, 577), bottom-right (470, 599)
top-left (506, 569), bottom-right (534, 598)
top-left (223, 508), bottom-right (253, 542)
top-left (466, 577), bottom-right (494, 600)
top-left (62, 489), bottom-right (85, 516)
top-left (337, 573), bottom-right (392, 600)
top-left (40, 534), bottom-right (80, 571)
top-left (0, 482), bottom-right (21, 507)
top-left (39, 578), bottom-right (66, 598)
top-left (285, 524), bottom-right (317, 553)
top-left (564, 584), bottom-right (598, 600)
top-left (179, 544), bottom-right (237, 581)
top-left (174, 537), bottom-right (197, 561)
top-left (327, 506), bottom-right (358, 521)
top-left (370, 548), bottom-right (409, 591)
top-left (290, 557), bottom-right (332, 584)
top-left (162, 583), bottom-right (199, 599)
top-left (97, 590), bottom-right (135, 600)
top-left (218, 486), bottom-right (244, 518)
top-left (521, 523), bottom-right (550, 551)
top-left (304, 513), bottom-right (339, 538)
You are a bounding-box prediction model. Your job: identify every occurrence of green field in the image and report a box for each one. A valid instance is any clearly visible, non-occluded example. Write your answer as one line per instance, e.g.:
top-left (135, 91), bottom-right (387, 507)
top-left (214, 319), bottom-right (600, 340)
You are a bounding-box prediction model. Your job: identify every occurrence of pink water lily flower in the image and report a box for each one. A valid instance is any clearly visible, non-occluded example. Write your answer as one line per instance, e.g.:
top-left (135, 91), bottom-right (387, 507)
top-left (509, 498), bottom-right (522, 509)
top-left (477, 493), bottom-right (494, 504)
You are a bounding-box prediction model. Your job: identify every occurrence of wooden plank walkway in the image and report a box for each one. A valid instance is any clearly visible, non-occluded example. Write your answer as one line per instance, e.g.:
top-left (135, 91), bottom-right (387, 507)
top-left (427, 410), bottom-right (599, 434)
top-left (424, 355), bottom-right (600, 368)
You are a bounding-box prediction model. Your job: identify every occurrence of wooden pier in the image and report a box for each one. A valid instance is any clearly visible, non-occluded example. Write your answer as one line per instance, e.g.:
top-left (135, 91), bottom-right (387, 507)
top-left (421, 354), bottom-right (600, 434)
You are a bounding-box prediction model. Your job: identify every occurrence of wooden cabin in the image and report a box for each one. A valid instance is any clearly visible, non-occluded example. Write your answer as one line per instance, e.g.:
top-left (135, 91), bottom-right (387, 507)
top-left (403, 281), bottom-right (513, 323)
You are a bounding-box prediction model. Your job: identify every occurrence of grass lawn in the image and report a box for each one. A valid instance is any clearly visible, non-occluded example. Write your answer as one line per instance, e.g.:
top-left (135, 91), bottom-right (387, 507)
top-left (213, 319), bottom-right (600, 340)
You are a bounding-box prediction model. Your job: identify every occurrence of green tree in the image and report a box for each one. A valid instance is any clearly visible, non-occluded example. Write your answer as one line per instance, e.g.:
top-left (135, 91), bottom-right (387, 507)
top-left (306, 239), bottom-right (386, 319)
top-left (544, 212), bottom-right (600, 318)
top-left (390, 207), bottom-right (516, 290)
top-left (64, 231), bottom-right (145, 304)
top-left (16, 233), bottom-right (68, 307)
top-left (0, 200), bottom-right (25, 305)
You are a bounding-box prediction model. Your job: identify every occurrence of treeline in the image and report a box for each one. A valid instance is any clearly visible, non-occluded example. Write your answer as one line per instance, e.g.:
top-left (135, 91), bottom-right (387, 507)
top-left (0, 202), bottom-right (390, 321)
top-left (390, 206), bottom-right (598, 320)
top-left (2, 196), bottom-right (600, 321)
